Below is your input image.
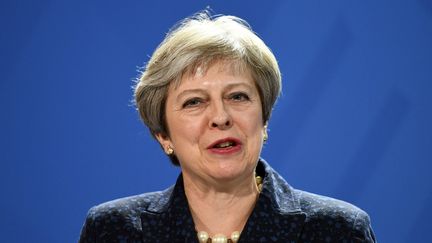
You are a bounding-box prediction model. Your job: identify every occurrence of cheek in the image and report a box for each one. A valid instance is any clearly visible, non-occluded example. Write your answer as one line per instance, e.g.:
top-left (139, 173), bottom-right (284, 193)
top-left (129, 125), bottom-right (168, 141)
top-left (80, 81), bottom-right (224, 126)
top-left (169, 115), bottom-right (205, 144)
top-left (237, 113), bottom-right (263, 143)
top-left (244, 109), bottom-right (264, 134)
top-left (245, 113), bottom-right (265, 149)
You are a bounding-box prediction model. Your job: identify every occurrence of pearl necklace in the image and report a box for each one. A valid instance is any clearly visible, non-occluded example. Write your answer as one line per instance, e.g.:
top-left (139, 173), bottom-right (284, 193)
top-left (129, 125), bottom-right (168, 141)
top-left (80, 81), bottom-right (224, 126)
top-left (196, 176), bottom-right (263, 243)
top-left (197, 231), bottom-right (240, 243)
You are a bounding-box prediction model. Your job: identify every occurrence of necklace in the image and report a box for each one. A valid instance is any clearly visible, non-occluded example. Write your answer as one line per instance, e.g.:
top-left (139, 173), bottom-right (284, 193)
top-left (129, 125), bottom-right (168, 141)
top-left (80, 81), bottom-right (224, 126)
top-left (196, 176), bottom-right (263, 243)
top-left (197, 231), bottom-right (240, 243)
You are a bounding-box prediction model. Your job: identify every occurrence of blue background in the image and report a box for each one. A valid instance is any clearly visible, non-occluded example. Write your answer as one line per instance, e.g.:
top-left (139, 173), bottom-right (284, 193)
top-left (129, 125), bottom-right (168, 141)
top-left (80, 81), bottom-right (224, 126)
top-left (1, 0), bottom-right (431, 242)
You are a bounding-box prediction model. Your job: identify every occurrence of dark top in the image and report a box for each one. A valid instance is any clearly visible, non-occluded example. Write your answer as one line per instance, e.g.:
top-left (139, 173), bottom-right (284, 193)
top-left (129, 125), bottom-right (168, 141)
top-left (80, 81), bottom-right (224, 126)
top-left (79, 159), bottom-right (376, 242)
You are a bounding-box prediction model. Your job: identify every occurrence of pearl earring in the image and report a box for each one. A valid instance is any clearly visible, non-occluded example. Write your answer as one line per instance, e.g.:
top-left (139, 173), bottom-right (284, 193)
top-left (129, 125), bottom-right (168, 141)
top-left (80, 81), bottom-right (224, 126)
top-left (166, 146), bottom-right (174, 155)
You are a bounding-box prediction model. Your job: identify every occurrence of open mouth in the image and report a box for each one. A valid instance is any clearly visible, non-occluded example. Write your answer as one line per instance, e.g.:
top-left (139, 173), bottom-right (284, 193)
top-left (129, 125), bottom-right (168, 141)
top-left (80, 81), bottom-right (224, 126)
top-left (213, 140), bottom-right (237, 149)
top-left (207, 138), bottom-right (242, 154)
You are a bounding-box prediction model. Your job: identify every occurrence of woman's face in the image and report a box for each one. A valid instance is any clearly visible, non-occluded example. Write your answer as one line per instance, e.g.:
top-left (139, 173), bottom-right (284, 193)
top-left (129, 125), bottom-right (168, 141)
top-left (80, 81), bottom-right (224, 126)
top-left (157, 61), bottom-right (265, 183)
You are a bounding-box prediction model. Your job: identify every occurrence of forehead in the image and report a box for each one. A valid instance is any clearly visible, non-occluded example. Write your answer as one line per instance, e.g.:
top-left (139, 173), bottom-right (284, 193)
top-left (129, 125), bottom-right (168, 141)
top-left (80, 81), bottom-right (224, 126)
top-left (174, 60), bottom-right (254, 90)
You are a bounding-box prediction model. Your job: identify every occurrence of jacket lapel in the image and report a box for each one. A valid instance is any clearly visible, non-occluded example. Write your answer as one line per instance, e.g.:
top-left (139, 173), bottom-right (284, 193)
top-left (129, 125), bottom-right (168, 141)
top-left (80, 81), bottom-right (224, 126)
top-left (239, 195), bottom-right (306, 242)
top-left (140, 175), bottom-right (198, 243)
top-left (239, 160), bottom-right (306, 242)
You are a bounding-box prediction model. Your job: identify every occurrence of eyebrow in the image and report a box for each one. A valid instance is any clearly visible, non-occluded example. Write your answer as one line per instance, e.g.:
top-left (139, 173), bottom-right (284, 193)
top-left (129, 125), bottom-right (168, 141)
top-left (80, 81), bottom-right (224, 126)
top-left (175, 89), bottom-right (207, 103)
top-left (175, 82), bottom-right (255, 103)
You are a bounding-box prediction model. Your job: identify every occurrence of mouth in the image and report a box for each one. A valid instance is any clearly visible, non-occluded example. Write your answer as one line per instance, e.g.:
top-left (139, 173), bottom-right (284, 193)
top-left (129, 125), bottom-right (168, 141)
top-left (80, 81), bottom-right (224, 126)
top-left (207, 137), bottom-right (242, 154)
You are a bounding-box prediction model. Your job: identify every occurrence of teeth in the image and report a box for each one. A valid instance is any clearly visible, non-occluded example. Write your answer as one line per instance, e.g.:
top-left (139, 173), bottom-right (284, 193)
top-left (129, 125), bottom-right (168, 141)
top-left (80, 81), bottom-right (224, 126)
top-left (215, 141), bottom-right (234, 148)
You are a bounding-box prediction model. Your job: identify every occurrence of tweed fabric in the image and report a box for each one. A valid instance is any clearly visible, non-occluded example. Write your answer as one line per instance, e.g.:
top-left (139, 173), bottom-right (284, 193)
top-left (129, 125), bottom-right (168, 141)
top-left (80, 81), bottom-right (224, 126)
top-left (79, 159), bottom-right (376, 242)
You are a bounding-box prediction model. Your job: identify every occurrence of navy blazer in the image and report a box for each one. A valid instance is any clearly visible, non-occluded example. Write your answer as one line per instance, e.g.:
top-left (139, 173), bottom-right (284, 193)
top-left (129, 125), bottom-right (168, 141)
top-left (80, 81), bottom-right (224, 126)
top-left (79, 160), bottom-right (376, 242)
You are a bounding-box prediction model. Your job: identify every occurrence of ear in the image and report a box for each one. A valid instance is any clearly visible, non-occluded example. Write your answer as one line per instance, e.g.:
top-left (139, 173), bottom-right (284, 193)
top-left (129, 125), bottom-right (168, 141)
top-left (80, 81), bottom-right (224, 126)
top-left (155, 132), bottom-right (173, 153)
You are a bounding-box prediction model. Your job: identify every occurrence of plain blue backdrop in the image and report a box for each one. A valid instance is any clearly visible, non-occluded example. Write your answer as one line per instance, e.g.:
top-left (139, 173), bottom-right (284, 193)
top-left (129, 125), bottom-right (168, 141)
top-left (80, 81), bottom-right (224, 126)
top-left (1, 0), bottom-right (431, 242)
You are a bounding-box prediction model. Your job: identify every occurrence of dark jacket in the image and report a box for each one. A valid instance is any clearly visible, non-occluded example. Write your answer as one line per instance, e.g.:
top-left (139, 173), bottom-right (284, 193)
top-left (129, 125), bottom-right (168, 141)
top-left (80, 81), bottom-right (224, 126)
top-left (79, 160), bottom-right (376, 242)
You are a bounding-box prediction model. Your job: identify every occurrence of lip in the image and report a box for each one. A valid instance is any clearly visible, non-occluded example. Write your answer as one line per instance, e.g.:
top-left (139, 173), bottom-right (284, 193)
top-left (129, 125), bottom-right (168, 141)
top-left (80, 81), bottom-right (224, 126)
top-left (207, 137), bottom-right (242, 155)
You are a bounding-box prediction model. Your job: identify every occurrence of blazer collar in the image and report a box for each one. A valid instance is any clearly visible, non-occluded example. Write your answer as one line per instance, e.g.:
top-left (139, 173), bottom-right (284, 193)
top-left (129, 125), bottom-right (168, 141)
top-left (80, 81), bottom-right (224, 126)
top-left (240, 159), bottom-right (306, 241)
top-left (140, 159), bottom-right (305, 242)
top-left (257, 159), bottom-right (303, 214)
top-left (141, 175), bottom-right (198, 242)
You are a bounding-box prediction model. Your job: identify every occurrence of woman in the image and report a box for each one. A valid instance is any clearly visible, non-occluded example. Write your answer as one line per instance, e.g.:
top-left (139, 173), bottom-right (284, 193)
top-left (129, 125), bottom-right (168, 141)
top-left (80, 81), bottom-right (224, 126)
top-left (79, 12), bottom-right (376, 243)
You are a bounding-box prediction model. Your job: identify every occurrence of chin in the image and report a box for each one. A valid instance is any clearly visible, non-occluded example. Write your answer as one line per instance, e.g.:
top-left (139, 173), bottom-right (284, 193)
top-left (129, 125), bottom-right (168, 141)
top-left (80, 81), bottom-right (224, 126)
top-left (207, 159), bottom-right (251, 180)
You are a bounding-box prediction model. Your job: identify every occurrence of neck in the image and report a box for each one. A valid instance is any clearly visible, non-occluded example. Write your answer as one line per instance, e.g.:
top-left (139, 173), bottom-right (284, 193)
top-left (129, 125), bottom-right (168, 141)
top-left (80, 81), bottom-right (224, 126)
top-left (183, 172), bottom-right (260, 237)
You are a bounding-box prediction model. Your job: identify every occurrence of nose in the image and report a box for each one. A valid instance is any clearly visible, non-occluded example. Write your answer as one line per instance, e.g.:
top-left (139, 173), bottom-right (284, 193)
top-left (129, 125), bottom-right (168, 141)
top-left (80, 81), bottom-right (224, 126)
top-left (209, 101), bottom-right (232, 130)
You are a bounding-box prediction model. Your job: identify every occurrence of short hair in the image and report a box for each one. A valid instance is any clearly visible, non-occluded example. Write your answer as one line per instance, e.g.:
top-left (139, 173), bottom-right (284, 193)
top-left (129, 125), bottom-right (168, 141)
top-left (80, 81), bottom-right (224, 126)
top-left (134, 11), bottom-right (281, 165)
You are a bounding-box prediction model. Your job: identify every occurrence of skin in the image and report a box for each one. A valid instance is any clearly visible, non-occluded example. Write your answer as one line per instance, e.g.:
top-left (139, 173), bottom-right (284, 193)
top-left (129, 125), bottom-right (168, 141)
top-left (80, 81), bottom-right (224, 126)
top-left (156, 61), bottom-right (266, 236)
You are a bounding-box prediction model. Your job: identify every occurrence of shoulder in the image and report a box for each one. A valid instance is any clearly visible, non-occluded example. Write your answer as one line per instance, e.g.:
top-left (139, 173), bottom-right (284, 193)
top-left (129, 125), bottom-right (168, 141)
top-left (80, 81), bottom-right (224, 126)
top-left (79, 187), bottom-right (173, 243)
top-left (296, 189), bottom-right (366, 222)
top-left (257, 159), bottom-right (376, 241)
top-left (295, 190), bottom-right (376, 242)
top-left (87, 187), bottom-right (172, 219)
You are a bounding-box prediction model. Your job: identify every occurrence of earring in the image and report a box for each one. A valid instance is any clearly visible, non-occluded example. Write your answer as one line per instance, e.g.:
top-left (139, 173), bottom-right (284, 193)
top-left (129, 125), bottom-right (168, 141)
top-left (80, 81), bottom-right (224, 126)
top-left (263, 125), bottom-right (268, 142)
top-left (166, 146), bottom-right (174, 155)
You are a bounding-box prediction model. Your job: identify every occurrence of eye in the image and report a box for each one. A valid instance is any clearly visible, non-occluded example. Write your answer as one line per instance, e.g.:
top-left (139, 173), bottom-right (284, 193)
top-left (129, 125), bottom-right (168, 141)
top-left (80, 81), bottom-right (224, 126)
top-left (182, 98), bottom-right (203, 108)
top-left (229, 92), bottom-right (250, 101)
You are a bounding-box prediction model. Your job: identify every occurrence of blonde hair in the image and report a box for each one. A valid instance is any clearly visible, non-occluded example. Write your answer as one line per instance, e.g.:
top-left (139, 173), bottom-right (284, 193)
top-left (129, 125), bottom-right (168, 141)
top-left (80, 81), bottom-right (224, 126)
top-left (134, 11), bottom-right (281, 164)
